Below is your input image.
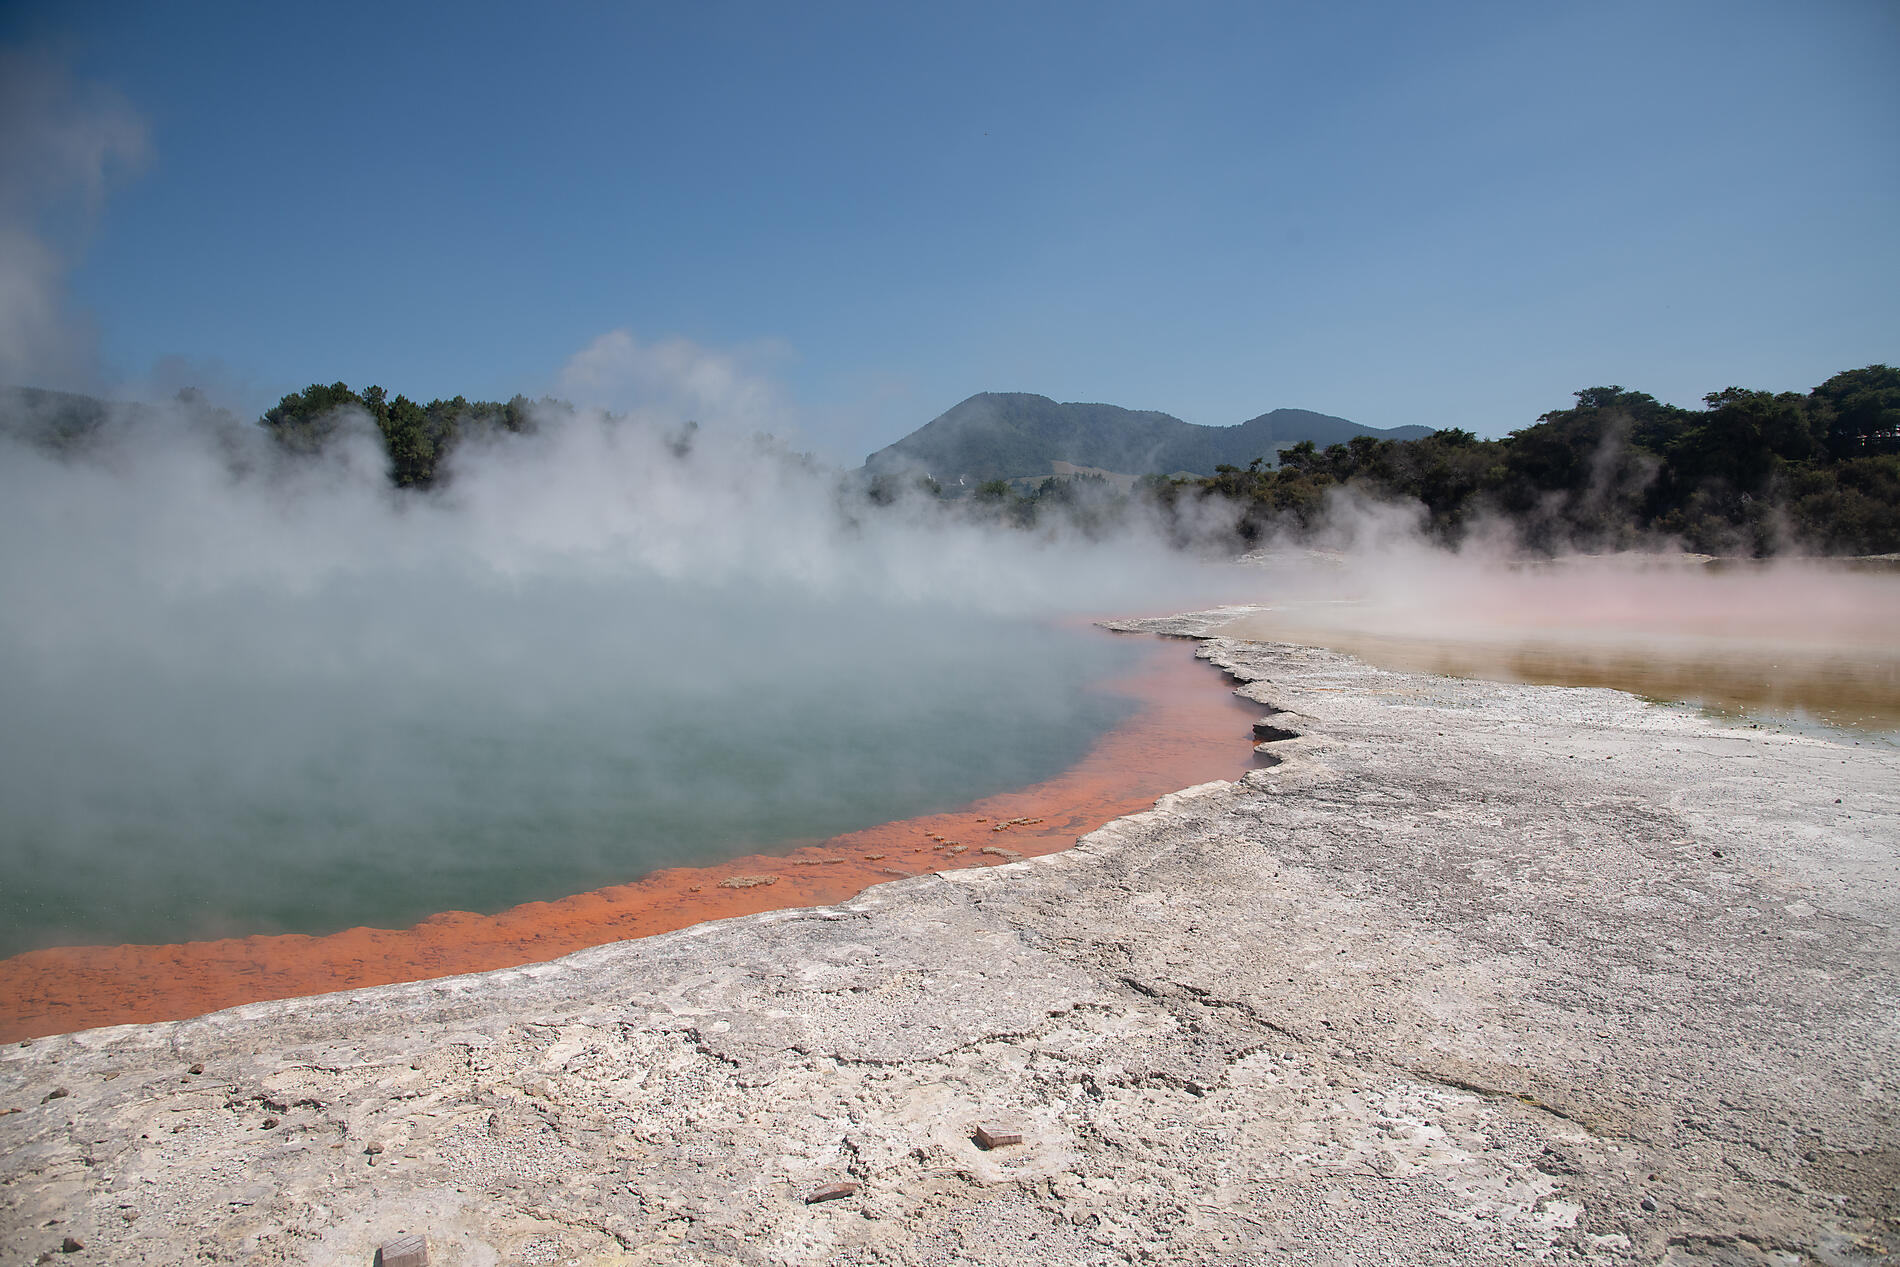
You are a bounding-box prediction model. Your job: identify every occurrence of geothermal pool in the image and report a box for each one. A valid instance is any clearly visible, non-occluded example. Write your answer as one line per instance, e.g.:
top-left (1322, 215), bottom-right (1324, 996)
top-left (0, 599), bottom-right (1161, 958)
top-left (0, 628), bottom-right (1265, 1040)
top-left (0, 407), bottom-right (1273, 1039)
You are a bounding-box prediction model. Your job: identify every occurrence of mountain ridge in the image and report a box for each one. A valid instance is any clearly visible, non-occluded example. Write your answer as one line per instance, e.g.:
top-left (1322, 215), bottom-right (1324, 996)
top-left (862, 391), bottom-right (1433, 483)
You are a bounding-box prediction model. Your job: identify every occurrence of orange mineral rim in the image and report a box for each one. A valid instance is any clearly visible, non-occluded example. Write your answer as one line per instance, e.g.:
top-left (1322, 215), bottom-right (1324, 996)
top-left (0, 633), bottom-right (1261, 1041)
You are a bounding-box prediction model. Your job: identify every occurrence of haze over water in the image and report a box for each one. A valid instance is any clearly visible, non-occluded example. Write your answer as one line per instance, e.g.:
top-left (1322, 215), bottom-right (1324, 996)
top-left (0, 400), bottom-right (1240, 957)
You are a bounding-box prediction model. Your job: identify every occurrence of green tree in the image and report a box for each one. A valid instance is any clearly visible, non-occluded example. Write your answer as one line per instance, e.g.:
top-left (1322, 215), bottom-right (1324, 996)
top-left (1811, 365), bottom-right (1900, 459)
top-left (1669, 388), bottom-right (1813, 494)
top-left (379, 394), bottom-right (435, 487)
top-left (260, 382), bottom-right (365, 454)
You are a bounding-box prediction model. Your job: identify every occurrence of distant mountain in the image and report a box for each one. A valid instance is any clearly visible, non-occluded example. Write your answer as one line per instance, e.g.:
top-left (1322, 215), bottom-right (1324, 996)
top-left (862, 392), bottom-right (1433, 484)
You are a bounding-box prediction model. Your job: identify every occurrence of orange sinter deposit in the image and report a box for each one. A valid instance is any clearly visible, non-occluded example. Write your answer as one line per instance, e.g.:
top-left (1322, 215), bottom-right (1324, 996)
top-left (0, 634), bottom-right (1263, 1041)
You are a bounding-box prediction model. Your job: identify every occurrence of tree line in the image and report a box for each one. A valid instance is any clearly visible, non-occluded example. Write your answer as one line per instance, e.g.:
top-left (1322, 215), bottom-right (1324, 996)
top-left (1150, 364), bottom-right (1900, 555)
top-left (255, 365), bottom-right (1900, 555)
top-left (259, 382), bottom-right (544, 488)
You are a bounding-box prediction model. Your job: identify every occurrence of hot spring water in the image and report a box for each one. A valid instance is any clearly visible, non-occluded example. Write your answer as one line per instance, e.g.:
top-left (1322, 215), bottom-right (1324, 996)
top-left (0, 580), bottom-right (1142, 956)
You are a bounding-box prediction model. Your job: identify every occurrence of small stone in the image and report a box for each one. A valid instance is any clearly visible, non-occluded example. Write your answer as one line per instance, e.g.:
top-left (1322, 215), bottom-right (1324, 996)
top-left (261, 1117), bottom-right (278, 1130)
top-left (805, 1181), bottom-right (857, 1203)
top-left (973, 1124), bottom-right (1023, 1150)
top-left (60, 1238), bottom-right (83, 1253)
top-left (41, 1088), bottom-right (69, 1104)
top-left (980, 847), bottom-right (1023, 861)
top-left (717, 874), bottom-right (778, 889)
top-left (1640, 1197), bottom-right (1658, 1212)
top-left (188, 1063), bottom-right (203, 1075)
top-left (374, 1233), bottom-right (429, 1267)
top-left (363, 1142), bottom-right (384, 1155)
top-left (862, 854), bottom-right (887, 861)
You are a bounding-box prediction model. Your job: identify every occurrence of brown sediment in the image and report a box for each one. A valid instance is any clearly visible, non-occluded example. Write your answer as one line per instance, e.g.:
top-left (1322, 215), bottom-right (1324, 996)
top-left (1217, 559), bottom-right (1900, 734)
top-left (0, 635), bottom-right (1261, 1042)
top-left (1219, 614), bottom-right (1900, 734)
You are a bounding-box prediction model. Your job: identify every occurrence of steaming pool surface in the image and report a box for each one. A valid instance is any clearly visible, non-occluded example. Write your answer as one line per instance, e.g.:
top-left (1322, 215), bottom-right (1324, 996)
top-left (1, 582), bottom-right (1143, 957)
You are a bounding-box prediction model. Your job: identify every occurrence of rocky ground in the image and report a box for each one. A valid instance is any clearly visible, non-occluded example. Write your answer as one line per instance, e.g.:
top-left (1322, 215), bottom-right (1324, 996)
top-left (2, 612), bottom-right (1895, 1266)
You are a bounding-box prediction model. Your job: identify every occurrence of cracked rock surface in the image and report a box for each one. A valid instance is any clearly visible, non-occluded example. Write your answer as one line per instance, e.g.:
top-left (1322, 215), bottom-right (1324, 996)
top-left (3, 616), bottom-right (1896, 1265)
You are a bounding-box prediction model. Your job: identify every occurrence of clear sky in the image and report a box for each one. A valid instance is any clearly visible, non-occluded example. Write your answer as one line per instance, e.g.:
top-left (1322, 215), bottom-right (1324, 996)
top-left (3, 0), bottom-right (1896, 463)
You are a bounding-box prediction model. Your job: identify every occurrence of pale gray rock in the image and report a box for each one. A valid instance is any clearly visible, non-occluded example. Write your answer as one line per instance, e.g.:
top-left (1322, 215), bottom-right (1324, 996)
top-left (2, 614), bottom-right (1895, 1265)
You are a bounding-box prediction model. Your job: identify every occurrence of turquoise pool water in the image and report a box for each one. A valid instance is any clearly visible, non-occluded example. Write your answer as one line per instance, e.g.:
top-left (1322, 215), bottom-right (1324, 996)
top-left (0, 579), bottom-right (1141, 954)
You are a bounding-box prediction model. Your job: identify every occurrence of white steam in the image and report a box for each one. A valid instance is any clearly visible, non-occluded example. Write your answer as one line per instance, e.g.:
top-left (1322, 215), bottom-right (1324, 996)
top-left (0, 393), bottom-right (1255, 951)
top-left (0, 49), bottom-right (148, 392)
top-left (556, 330), bottom-right (796, 438)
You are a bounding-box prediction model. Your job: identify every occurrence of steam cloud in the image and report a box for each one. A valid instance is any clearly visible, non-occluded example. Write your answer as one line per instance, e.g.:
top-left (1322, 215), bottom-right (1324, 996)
top-left (0, 49), bottom-right (147, 393)
top-left (0, 390), bottom-right (1256, 953)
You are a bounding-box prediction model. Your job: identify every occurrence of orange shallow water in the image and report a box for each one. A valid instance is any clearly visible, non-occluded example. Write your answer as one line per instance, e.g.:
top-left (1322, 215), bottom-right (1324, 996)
top-left (0, 635), bottom-right (1262, 1041)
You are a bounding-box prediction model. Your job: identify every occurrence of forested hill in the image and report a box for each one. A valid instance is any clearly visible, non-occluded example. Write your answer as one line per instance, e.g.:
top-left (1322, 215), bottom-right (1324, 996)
top-left (1160, 365), bottom-right (1900, 555)
top-left (861, 392), bottom-right (1431, 484)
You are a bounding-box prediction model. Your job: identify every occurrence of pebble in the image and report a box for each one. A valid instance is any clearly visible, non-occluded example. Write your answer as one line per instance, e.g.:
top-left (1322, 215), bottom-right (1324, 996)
top-left (805, 1181), bottom-right (857, 1204)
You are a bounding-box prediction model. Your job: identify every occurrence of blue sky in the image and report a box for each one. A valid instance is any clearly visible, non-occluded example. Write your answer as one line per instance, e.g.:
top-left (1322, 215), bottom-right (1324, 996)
top-left (3, 0), bottom-right (1896, 462)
